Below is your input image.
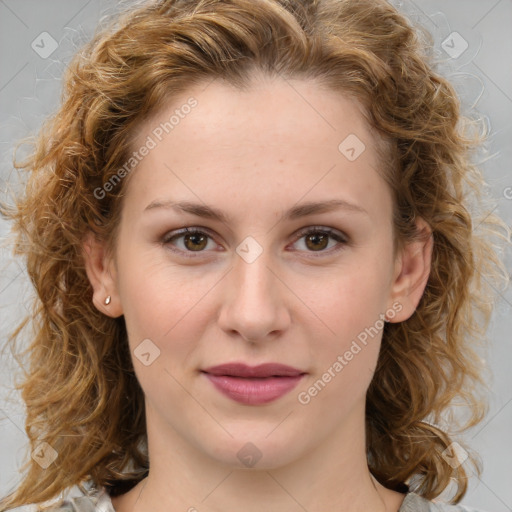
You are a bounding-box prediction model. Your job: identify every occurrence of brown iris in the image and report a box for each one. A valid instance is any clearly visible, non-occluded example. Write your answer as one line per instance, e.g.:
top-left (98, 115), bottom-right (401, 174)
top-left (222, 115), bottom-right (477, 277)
top-left (183, 232), bottom-right (209, 251)
top-left (304, 232), bottom-right (329, 251)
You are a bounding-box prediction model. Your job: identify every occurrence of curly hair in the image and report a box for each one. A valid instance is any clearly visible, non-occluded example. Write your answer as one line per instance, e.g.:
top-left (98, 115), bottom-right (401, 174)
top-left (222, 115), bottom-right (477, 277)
top-left (1, 0), bottom-right (509, 509)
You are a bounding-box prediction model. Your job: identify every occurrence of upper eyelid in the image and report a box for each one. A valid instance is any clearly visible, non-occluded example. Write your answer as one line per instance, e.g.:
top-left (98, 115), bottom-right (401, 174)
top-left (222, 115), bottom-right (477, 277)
top-left (294, 225), bottom-right (347, 239)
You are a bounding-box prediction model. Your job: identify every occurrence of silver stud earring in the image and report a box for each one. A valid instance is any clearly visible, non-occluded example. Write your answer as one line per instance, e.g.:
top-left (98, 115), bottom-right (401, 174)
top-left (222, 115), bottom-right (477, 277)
top-left (104, 295), bottom-right (111, 305)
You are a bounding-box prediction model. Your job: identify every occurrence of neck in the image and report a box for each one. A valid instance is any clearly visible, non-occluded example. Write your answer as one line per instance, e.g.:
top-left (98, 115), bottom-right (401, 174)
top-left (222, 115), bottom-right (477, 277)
top-left (111, 402), bottom-right (405, 512)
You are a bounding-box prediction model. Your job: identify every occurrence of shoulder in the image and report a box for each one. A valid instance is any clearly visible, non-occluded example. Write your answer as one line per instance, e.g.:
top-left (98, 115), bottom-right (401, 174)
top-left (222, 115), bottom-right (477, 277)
top-left (8, 488), bottom-right (489, 512)
top-left (5, 482), bottom-right (115, 512)
top-left (401, 492), bottom-right (490, 512)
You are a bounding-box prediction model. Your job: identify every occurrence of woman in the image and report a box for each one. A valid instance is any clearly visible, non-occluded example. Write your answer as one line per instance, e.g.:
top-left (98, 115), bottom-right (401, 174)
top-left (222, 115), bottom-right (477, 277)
top-left (1, 0), bottom-right (508, 511)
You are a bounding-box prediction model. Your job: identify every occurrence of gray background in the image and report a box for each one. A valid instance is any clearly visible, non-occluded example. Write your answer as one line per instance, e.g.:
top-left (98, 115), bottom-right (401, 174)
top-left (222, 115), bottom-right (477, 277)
top-left (0, 0), bottom-right (511, 510)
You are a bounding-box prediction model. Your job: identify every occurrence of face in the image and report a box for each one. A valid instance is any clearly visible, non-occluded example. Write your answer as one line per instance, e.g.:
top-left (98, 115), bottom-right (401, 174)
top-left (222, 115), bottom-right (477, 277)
top-left (86, 74), bottom-right (428, 471)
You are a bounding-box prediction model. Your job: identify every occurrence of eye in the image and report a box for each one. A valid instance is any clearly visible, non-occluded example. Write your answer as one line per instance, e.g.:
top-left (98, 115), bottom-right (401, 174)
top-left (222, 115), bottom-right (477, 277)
top-left (290, 226), bottom-right (348, 256)
top-left (162, 227), bottom-right (219, 257)
top-left (162, 226), bottom-right (348, 258)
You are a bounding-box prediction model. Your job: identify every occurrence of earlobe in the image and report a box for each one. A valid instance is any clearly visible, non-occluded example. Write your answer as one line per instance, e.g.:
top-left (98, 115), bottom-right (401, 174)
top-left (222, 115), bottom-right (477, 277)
top-left (387, 218), bottom-right (433, 323)
top-left (82, 232), bottom-right (123, 318)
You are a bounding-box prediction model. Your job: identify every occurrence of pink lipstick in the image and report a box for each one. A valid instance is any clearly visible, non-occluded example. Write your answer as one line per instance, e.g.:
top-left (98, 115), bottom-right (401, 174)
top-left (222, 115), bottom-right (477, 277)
top-left (201, 363), bottom-right (306, 405)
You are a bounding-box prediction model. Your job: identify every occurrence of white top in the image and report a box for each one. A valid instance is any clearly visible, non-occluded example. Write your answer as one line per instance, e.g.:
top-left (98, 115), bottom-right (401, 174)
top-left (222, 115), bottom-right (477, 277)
top-left (7, 481), bottom-right (488, 512)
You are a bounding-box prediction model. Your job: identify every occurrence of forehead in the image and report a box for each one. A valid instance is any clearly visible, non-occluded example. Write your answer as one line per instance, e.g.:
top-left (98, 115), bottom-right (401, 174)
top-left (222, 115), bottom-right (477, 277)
top-left (124, 75), bottom-right (392, 222)
top-left (152, 76), bottom-right (369, 143)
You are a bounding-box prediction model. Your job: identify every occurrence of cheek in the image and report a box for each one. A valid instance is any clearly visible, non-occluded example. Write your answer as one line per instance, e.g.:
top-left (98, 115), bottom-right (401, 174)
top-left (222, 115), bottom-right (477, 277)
top-left (114, 251), bottom-right (170, 335)
top-left (116, 253), bottom-right (220, 362)
top-left (296, 272), bottom-right (386, 418)
top-left (316, 259), bottom-right (391, 342)
top-left (117, 265), bottom-right (211, 398)
top-left (301, 253), bottom-right (392, 391)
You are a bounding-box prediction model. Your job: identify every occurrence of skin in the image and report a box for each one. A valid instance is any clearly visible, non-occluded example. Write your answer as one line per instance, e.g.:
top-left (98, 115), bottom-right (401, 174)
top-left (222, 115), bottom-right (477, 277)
top-left (84, 72), bottom-right (433, 512)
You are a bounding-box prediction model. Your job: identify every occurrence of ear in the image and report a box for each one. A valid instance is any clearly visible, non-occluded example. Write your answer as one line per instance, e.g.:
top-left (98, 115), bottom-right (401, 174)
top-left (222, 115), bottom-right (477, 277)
top-left (82, 232), bottom-right (123, 318)
top-left (386, 217), bottom-right (433, 323)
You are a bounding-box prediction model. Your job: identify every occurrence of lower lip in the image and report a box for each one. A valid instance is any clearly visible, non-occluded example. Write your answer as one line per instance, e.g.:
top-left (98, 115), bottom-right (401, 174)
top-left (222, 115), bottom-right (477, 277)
top-left (203, 373), bottom-right (305, 405)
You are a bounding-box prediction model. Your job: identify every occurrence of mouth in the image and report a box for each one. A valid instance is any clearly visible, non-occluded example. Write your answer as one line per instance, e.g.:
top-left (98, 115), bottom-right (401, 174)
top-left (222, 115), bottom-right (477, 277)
top-left (202, 362), bottom-right (306, 378)
top-left (201, 363), bottom-right (307, 405)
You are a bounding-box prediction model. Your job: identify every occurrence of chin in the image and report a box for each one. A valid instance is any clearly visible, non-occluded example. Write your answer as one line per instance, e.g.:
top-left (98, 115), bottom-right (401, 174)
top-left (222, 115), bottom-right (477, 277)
top-left (200, 429), bottom-right (307, 471)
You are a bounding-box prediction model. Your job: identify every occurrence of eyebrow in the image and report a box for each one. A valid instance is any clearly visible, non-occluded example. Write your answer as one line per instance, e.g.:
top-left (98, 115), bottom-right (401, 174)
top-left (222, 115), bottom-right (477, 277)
top-left (144, 198), bottom-right (369, 222)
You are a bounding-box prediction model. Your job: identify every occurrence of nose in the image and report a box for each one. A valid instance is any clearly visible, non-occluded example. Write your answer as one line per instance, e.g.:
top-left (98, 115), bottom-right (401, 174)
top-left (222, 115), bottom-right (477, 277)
top-left (217, 247), bottom-right (291, 344)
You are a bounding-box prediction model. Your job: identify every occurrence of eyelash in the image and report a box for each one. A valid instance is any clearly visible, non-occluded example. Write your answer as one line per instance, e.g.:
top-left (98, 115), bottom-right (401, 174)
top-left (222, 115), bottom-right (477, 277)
top-left (161, 226), bottom-right (349, 259)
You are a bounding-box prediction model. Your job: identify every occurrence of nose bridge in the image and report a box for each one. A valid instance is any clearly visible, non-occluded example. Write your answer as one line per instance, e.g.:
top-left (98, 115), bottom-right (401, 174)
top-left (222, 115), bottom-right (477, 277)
top-left (234, 248), bottom-right (273, 302)
top-left (218, 239), bottom-right (289, 341)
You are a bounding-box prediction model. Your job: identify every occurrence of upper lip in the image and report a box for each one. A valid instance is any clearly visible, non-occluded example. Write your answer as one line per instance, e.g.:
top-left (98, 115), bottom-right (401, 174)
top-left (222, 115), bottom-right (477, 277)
top-left (202, 363), bottom-right (306, 378)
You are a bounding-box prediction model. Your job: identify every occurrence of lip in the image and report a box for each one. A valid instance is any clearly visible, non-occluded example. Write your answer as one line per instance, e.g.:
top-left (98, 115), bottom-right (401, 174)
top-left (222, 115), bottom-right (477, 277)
top-left (201, 363), bottom-right (307, 405)
top-left (203, 363), bottom-right (305, 378)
